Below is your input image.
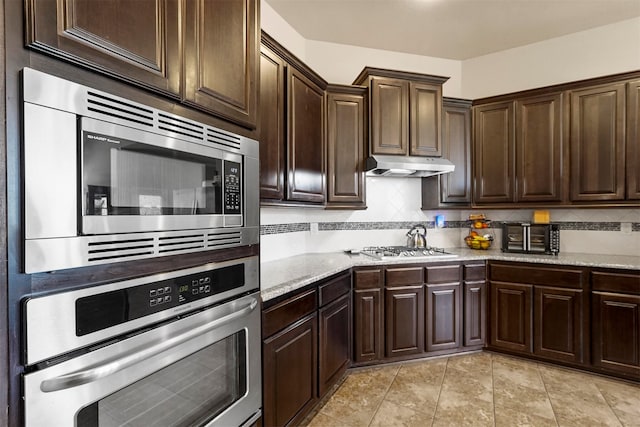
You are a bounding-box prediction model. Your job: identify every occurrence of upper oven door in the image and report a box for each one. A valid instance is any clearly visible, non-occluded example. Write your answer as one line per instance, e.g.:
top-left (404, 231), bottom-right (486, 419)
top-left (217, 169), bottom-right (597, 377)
top-left (24, 292), bottom-right (261, 427)
top-left (81, 117), bottom-right (243, 235)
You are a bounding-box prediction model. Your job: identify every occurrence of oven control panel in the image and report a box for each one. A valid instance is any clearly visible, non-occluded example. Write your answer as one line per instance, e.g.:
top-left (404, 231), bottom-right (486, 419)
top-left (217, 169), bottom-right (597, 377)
top-left (75, 264), bottom-right (245, 336)
top-left (223, 160), bottom-right (241, 214)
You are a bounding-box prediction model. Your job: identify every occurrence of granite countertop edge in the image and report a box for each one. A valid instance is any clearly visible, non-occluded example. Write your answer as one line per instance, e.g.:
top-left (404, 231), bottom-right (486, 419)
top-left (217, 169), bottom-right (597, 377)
top-left (260, 249), bottom-right (640, 302)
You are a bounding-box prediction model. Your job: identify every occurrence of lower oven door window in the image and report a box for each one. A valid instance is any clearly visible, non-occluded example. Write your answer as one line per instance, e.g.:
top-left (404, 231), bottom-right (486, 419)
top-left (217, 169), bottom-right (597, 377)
top-left (77, 331), bottom-right (247, 427)
top-left (23, 292), bottom-right (261, 427)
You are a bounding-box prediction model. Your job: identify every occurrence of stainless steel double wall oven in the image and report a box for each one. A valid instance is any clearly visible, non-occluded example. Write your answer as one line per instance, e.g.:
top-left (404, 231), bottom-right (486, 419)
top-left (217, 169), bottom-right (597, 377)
top-left (20, 68), bottom-right (262, 427)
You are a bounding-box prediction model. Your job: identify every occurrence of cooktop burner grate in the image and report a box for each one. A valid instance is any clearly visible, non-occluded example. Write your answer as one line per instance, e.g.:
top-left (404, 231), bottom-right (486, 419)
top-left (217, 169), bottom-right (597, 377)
top-left (360, 246), bottom-right (457, 260)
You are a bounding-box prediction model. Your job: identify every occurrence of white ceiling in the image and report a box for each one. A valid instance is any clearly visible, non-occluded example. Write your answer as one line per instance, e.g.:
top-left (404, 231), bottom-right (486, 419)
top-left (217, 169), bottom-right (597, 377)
top-left (264, 0), bottom-right (640, 60)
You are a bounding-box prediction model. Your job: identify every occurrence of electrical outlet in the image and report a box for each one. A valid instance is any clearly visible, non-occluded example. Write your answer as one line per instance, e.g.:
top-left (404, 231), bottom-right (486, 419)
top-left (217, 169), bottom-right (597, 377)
top-left (621, 222), bottom-right (632, 234)
top-left (310, 222), bottom-right (319, 234)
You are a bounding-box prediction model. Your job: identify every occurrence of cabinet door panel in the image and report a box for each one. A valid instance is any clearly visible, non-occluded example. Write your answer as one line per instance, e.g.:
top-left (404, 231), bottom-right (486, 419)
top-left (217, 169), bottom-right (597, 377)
top-left (263, 315), bottom-right (318, 427)
top-left (441, 101), bottom-right (471, 203)
top-left (319, 294), bottom-right (352, 396)
top-left (258, 45), bottom-right (286, 200)
top-left (464, 281), bottom-right (486, 347)
top-left (385, 286), bottom-right (424, 357)
top-left (592, 292), bottom-right (640, 377)
top-left (516, 93), bottom-right (564, 202)
top-left (26, 0), bottom-right (180, 95)
top-left (326, 90), bottom-right (366, 205)
top-left (287, 69), bottom-right (325, 203)
top-left (183, 0), bottom-right (258, 128)
top-left (410, 82), bottom-right (442, 156)
top-left (354, 289), bottom-right (383, 363)
top-left (473, 102), bottom-right (515, 203)
top-left (425, 283), bottom-right (461, 352)
top-left (570, 83), bottom-right (626, 201)
top-left (490, 281), bottom-right (532, 353)
top-left (534, 286), bottom-right (584, 364)
top-left (628, 80), bottom-right (640, 200)
top-left (370, 77), bottom-right (408, 155)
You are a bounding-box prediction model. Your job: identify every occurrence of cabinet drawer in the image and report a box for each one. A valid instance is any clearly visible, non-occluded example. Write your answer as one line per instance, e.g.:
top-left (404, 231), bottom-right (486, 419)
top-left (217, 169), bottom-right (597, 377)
top-left (592, 271), bottom-right (640, 295)
top-left (464, 263), bottom-right (486, 282)
top-left (386, 267), bottom-right (424, 286)
top-left (490, 263), bottom-right (584, 289)
top-left (262, 288), bottom-right (317, 338)
top-left (354, 268), bottom-right (383, 290)
top-left (426, 264), bottom-right (460, 284)
top-left (319, 273), bottom-right (351, 306)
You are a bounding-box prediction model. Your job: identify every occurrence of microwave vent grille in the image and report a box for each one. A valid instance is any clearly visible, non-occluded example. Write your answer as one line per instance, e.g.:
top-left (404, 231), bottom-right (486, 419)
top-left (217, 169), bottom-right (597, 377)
top-left (158, 233), bottom-right (206, 253)
top-left (158, 113), bottom-right (206, 141)
top-left (82, 230), bottom-right (243, 265)
top-left (207, 231), bottom-right (242, 247)
top-left (206, 127), bottom-right (242, 150)
top-left (87, 91), bottom-right (155, 128)
top-left (87, 237), bottom-right (155, 262)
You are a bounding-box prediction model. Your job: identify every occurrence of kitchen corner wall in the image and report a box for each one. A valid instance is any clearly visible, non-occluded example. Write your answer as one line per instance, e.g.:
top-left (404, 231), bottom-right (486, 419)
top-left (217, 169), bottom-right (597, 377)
top-left (260, 179), bottom-right (640, 262)
top-left (259, 1), bottom-right (640, 262)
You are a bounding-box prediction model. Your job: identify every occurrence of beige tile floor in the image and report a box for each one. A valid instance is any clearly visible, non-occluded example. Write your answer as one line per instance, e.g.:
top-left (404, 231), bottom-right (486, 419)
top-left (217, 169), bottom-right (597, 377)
top-left (305, 352), bottom-right (640, 427)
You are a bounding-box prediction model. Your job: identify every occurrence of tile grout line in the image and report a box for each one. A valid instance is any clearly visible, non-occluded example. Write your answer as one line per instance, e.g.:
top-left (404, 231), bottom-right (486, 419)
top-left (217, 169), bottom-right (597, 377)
top-left (366, 365), bottom-right (402, 427)
top-left (429, 356), bottom-right (449, 427)
top-left (593, 380), bottom-right (625, 427)
top-left (490, 354), bottom-right (496, 427)
top-left (537, 363), bottom-right (560, 427)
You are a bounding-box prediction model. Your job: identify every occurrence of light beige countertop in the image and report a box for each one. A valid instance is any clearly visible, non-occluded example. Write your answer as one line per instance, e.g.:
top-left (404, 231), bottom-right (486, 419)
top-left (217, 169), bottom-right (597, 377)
top-left (260, 249), bottom-right (640, 302)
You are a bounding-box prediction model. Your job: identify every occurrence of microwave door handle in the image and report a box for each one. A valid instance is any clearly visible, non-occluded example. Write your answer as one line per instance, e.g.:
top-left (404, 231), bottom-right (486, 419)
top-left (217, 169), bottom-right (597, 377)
top-left (39, 298), bottom-right (258, 393)
top-left (524, 226), bottom-right (530, 251)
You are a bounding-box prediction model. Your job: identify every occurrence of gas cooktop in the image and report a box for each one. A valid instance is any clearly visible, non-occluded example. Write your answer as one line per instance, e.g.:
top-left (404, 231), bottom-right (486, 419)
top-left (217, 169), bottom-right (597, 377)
top-left (360, 246), bottom-right (458, 260)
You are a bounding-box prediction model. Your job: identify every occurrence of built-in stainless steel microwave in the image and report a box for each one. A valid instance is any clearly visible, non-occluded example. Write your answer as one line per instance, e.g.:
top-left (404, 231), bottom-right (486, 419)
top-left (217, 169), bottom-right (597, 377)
top-left (22, 68), bottom-right (259, 273)
top-left (502, 222), bottom-right (560, 255)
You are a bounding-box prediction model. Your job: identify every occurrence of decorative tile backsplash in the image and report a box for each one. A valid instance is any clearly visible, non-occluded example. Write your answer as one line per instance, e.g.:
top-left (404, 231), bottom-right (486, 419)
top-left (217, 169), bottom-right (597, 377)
top-left (260, 177), bottom-right (640, 261)
top-left (261, 223), bottom-right (310, 235)
top-left (260, 220), bottom-right (640, 235)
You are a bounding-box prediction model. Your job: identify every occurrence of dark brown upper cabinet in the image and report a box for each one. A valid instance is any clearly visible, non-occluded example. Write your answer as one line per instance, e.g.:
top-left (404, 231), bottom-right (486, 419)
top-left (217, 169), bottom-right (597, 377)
top-left (183, 0), bottom-right (259, 129)
top-left (410, 81), bottom-right (444, 156)
top-left (516, 93), bottom-right (565, 202)
top-left (369, 77), bottom-right (408, 155)
top-left (472, 71), bottom-right (640, 207)
top-left (26, 0), bottom-right (260, 130)
top-left (26, 0), bottom-right (181, 96)
top-left (473, 101), bottom-right (516, 203)
top-left (570, 82), bottom-right (626, 201)
top-left (259, 32), bottom-right (327, 205)
top-left (421, 98), bottom-right (472, 208)
top-left (627, 80), bottom-right (640, 200)
top-left (474, 94), bottom-right (565, 205)
top-left (353, 68), bottom-right (448, 158)
top-left (287, 67), bottom-right (326, 203)
top-left (325, 85), bottom-right (367, 209)
top-left (258, 44), bottom-right (287, 200)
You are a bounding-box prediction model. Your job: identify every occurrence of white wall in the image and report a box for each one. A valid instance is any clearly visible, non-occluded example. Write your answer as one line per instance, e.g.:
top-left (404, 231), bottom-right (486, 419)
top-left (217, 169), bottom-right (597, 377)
top-left (260, 0), bottom-right (307, 60)
top-left (462, 17), bottom-right (640, 99)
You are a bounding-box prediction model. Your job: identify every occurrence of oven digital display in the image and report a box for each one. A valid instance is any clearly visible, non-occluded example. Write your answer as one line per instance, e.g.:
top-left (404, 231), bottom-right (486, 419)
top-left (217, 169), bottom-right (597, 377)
top-left (75, 264), bottom-right (246, 336)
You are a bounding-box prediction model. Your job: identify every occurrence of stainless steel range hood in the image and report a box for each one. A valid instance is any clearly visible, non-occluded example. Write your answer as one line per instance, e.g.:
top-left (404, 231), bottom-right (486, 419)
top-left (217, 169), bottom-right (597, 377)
top-left (365, 155), bottom-right (455, 177)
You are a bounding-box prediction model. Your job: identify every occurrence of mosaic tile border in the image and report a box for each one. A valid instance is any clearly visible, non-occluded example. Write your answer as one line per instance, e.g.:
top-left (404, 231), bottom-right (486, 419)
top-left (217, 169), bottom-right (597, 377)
top-left (260, 223), bottom-right (310, 235)
top-left (260, 221), bottom-right (640, 235)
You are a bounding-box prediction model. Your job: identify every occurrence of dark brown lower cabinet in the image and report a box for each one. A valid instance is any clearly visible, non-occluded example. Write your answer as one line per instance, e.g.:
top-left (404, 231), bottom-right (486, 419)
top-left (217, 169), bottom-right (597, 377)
top-left (353, 288), bottom-right (383, 363)
top-left (385, 286), bottom-right (424, 358)
top-left (490, 281), bottom-right (533, 354)
top-left (425, 283), bottom-right (461, 352)
top-left (592, 292), bottom-right (640, 378)
top-left (263, 314), bottom-right (318, 427)
top-left (464, 281), bottom-right (486, 347)
top-left (319, 293), bottom-right (352, 396)
top-left (534, 286), bottom-right (584, 364)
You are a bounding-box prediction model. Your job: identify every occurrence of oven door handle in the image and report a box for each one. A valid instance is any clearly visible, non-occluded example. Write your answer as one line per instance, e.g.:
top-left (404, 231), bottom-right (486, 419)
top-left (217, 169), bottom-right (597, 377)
top-left (40, 298), bottom-right (258, 393)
